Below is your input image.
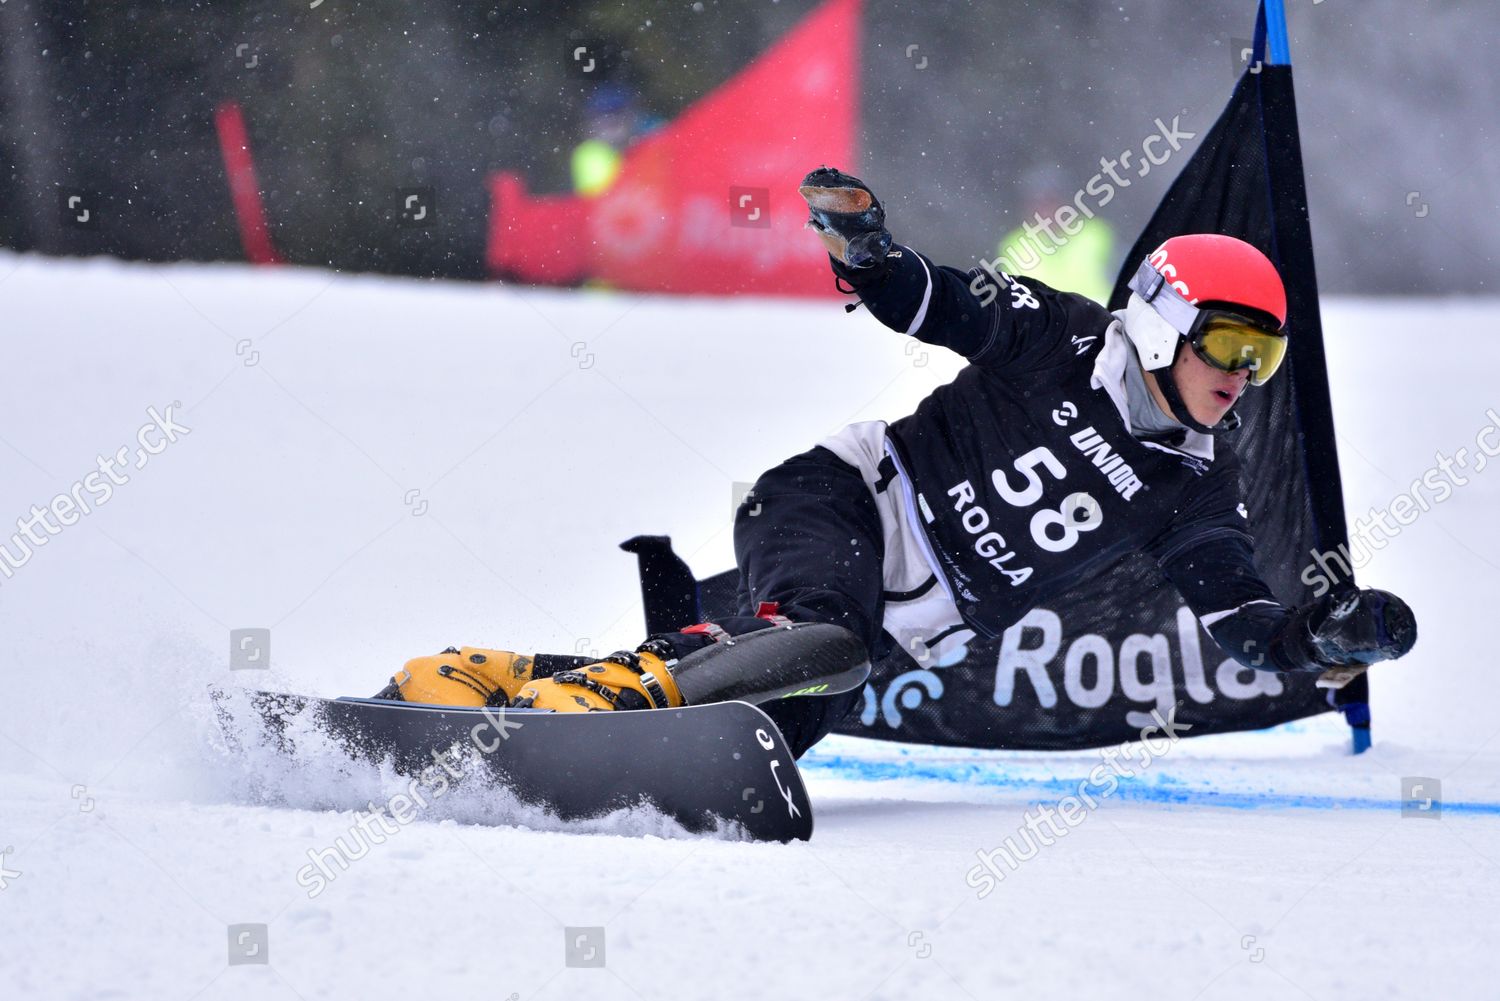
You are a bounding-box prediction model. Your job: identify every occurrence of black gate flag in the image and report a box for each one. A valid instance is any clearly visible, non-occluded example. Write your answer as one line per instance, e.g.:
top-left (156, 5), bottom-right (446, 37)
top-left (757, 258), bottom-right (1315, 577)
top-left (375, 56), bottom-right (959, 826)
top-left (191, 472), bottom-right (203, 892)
top-left (627, 0), bottom-right (1366, 751)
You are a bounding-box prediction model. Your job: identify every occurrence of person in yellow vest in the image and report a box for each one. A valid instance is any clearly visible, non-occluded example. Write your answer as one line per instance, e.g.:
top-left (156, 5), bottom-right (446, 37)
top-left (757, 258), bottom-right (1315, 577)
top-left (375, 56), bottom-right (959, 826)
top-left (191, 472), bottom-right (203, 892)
top-left (570, 83), bottom-right (655, 197)
top-left (996, 167), bottom-right (1117, 305)
top-left (571, 139), bottom-right (621, 198)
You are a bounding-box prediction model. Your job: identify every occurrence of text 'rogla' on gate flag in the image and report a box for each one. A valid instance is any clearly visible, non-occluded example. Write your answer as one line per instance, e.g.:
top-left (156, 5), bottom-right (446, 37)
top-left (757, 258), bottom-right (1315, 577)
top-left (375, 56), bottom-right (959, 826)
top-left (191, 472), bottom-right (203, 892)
top-left (485, 0), bottom-right (859, 296)
top-left (624, 0), bottom-right (1370, 751)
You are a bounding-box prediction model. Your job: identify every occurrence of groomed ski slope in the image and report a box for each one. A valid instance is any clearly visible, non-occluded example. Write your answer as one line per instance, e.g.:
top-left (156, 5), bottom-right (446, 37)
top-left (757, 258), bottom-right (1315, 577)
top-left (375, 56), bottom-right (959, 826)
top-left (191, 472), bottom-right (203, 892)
top-left (1, 253), bottom-right (1496, 1000)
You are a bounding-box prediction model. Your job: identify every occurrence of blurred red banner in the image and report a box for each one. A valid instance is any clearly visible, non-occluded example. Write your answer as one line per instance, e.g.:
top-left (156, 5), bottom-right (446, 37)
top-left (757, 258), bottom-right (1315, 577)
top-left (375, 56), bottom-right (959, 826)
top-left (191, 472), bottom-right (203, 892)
top-left (487, 0), bottom-right (860, 296)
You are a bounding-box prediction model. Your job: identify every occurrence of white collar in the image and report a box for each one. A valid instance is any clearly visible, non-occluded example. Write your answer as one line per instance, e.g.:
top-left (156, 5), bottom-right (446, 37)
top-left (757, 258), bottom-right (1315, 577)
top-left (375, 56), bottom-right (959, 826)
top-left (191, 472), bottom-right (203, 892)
top-left (1092, 316), bottom-right (1215, 462)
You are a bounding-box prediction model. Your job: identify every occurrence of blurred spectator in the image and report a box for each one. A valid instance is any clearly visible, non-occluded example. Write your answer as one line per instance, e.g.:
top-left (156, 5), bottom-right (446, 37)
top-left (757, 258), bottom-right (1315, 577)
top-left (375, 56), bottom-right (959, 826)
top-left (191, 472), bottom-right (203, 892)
top-left (571, 83), bottom-right (660, 197)
top-left (996, 166), bottom-right (1117, 304)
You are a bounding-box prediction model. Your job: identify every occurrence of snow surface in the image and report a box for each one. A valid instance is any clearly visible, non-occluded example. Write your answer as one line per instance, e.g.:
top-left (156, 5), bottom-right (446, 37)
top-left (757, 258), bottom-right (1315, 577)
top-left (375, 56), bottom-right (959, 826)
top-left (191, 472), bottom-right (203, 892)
top-left (1, 252), bottom-right (1496, 1000)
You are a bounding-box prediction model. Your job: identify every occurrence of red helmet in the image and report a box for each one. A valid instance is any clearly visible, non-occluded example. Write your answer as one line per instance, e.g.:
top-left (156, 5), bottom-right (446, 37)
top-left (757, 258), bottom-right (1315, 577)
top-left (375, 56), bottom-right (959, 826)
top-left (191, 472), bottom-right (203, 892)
top-left (1146, 234), bottom-right (1286, 324)
top-left (1125, 234), bottom-right (1288, 372)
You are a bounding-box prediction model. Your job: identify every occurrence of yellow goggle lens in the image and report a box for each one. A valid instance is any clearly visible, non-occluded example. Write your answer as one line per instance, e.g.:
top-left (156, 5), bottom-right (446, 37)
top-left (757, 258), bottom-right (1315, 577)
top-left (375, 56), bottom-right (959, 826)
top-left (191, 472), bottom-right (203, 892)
top-left (1195, 318), bottom-right (1288, 386)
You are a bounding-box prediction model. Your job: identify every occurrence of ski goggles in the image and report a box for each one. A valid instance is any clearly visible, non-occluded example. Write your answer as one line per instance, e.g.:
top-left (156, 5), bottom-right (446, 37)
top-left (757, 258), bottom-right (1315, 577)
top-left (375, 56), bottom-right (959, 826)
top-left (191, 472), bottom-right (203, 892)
top-left (1189, 314), bottom-right (1288, 386)
top-left (1128, 260), bottom-right (1288, 386)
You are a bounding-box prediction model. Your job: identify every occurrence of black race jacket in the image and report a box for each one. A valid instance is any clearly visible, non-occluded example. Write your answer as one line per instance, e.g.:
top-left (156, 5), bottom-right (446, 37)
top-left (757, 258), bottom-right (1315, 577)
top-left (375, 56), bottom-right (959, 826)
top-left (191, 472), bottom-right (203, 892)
top-left (838, 247), bottom-right (1321, 673)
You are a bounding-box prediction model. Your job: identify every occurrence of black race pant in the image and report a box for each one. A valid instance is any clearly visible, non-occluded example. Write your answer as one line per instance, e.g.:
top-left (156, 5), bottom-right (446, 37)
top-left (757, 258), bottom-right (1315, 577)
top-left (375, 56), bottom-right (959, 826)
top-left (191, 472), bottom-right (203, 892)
top-left (659, 446), bottom-right (887, 757)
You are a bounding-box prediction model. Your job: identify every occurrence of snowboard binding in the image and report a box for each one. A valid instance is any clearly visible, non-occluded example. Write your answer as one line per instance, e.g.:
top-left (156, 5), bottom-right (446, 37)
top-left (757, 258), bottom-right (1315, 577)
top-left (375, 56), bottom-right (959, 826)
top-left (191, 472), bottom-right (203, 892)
top-left (513, 622), bottom-right (871, 712)
top-left (384, 621), bottom-right (871, 715)
top-left (513, 640), bottom-right (685, 712)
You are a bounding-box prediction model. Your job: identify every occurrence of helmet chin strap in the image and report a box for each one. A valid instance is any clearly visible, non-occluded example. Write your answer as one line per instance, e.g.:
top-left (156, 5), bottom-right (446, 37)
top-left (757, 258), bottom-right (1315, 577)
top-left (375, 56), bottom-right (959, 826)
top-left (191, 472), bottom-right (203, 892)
top-left (1156, 340), bottom-right (1242, 436)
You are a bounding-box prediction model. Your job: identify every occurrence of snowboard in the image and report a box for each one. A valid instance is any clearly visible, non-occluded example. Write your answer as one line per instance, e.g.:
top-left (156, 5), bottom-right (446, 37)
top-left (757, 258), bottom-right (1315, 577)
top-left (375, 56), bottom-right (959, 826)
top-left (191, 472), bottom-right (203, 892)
top-left (213, 622), bottom-right (871, 842)
top-left (214, 691), bottom-right (813, 841)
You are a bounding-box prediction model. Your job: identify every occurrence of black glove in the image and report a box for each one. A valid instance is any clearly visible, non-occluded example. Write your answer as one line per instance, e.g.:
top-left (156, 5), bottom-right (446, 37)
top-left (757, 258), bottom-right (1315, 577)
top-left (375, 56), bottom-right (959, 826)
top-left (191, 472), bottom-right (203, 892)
top-left (1288, 587), bottom-right (1417, 669)
top-left (798, 166), bottom-right (893, 270)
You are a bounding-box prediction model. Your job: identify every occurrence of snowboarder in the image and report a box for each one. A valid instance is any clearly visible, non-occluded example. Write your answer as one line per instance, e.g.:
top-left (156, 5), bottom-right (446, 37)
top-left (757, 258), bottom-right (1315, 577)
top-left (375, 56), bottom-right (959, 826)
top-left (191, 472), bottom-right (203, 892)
top-left (374, 167), bottom-right (1416, 757)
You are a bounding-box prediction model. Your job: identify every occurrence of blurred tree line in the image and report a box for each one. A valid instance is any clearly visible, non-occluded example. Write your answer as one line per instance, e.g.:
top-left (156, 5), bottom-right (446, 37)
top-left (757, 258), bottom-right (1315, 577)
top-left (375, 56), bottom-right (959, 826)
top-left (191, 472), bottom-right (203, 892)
top-left (1, 0), bottom-right (1495, 291)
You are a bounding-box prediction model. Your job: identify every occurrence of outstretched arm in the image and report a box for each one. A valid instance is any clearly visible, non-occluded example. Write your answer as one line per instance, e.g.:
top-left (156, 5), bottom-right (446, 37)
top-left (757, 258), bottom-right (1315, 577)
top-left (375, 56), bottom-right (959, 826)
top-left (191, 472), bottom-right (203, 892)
top-left (1148, 452), bottom-right (1416, 675)
top-left (834, 245), bottom-right (997, 357)
top-left (1156, 526), bottom-right (1417, 675)
top-left (799, 166), bottom-right (1078, 366)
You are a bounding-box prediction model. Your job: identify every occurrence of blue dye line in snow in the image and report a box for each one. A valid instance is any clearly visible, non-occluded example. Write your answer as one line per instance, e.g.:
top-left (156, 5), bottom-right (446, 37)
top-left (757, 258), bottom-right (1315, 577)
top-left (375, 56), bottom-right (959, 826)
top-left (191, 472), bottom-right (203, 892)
top-left (803, 754), bottom-right (1500, 816)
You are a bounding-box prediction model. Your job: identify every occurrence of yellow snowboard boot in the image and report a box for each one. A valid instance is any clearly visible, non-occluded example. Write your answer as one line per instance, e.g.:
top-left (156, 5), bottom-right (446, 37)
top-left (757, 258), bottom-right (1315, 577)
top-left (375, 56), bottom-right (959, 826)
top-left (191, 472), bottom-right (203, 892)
top-left (376, 646), bottom-right (536, 708)
top-left (513, 640), bottom-right (684, 712)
